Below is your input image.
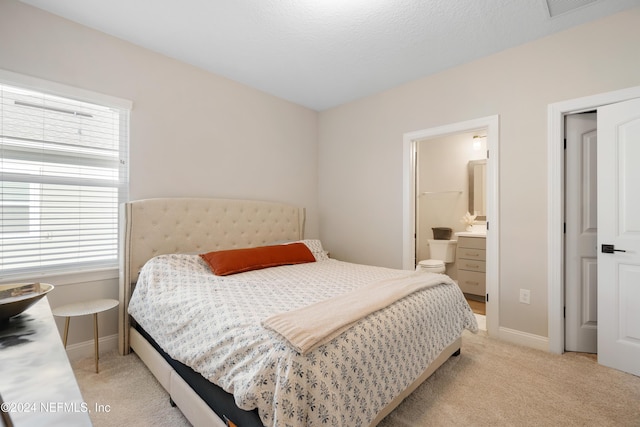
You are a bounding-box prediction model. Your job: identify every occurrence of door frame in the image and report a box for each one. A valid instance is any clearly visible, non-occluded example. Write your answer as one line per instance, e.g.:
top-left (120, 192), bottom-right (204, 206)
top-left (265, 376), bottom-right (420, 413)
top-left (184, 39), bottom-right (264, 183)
top-left (403, 115), bottom-right (499, 337)
top-left (547, 85), bottom-right (640, 354)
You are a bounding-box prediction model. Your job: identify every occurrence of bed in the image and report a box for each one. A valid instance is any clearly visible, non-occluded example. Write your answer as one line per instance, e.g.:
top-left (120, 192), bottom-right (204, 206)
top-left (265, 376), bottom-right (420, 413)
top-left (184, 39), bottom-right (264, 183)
top-left (118, 197), bottom-right (477, 427)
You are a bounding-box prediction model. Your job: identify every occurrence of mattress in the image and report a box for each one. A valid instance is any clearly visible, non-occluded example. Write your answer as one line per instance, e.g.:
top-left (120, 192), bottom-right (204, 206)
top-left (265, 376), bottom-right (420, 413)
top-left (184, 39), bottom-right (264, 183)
top-left (128, 251), bottom-right (477, 427)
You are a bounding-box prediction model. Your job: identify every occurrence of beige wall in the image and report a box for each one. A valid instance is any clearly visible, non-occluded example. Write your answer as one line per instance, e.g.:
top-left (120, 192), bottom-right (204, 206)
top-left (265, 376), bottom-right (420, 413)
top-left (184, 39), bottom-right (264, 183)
top-left (0, 1), bottom-right (318, 227)
top-left (318, 8), bottom-right (640, 338)
top-left (0, 0), bottom-right (319, 349)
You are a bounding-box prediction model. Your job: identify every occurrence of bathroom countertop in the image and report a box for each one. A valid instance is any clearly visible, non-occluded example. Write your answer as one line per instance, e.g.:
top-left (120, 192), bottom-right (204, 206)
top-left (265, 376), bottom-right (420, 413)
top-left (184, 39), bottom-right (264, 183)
top-left (454, 231), bottom-right (486, 238)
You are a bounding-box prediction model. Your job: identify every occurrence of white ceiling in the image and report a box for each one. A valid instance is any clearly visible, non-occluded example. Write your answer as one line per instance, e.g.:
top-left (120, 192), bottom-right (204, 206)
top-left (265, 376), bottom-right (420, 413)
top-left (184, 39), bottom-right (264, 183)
top-left (21, 0), bottom-right (640, 111)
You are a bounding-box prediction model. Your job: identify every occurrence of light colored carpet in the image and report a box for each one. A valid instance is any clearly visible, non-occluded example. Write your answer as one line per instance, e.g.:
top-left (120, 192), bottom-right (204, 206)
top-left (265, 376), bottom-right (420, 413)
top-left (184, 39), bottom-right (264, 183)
top-left (72, 349), bottom-right (190, 427)
top-left (73, 330), bottom-right (640, 426)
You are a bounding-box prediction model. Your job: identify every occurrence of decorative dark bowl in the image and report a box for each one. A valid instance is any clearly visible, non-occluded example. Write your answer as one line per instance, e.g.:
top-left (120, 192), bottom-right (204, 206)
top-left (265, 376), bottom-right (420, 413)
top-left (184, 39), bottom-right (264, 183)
top-left (0, 283), bottom-right (54, 323)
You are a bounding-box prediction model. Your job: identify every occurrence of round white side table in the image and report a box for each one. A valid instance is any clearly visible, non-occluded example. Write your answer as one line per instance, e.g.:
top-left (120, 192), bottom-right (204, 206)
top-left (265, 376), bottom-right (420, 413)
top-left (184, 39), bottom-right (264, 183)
top-left (52, 298), bottom-right (119, 373)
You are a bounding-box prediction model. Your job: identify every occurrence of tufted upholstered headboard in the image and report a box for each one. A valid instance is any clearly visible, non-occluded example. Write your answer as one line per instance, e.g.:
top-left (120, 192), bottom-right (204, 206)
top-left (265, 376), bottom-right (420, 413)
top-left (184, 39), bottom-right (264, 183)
top-left (118, 197), bottom-right (305, 355)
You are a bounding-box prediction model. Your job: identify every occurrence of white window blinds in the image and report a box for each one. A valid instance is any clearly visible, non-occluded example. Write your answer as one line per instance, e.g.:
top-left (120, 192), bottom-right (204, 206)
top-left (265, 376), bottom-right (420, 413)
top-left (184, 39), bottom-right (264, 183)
top-left (1, 79), bottom-right (130, 277)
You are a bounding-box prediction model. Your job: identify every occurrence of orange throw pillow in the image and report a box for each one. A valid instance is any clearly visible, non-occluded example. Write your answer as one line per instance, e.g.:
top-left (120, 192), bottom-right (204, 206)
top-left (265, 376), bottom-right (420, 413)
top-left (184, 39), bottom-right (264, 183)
top-left (200, 243), bottom-right (316, 276)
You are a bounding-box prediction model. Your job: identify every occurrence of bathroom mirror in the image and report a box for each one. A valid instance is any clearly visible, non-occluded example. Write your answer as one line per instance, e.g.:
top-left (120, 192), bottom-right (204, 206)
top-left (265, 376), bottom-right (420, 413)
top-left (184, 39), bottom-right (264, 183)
top-left (468, 159), bottom-right (487, 221)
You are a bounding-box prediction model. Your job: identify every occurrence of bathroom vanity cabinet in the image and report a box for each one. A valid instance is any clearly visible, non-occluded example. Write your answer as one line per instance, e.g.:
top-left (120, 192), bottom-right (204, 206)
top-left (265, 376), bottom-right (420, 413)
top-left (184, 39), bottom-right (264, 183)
top-left (456, 235), bottom-right (486, 298)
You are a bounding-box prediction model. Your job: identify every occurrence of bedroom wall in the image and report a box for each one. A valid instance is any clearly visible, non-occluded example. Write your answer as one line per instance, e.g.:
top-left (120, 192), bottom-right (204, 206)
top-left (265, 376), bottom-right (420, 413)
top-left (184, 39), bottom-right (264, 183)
top-left (0, 0), bottom-right (319, 352)
top-left (317, 8), bottom-right (640, 341)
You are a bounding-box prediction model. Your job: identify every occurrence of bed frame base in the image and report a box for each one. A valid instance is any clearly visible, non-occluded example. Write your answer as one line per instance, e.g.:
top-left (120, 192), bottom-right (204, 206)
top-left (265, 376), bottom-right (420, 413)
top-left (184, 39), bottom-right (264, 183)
top-left (130, 327), bottom-right (227, 427)
top-left (130, 326), bottom-right (461, 427)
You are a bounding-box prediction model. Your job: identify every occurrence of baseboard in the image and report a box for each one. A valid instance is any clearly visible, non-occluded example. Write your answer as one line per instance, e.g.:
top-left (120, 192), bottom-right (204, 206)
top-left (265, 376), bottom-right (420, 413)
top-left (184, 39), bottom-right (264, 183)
top-left (498, 327), bottom-right (549, 352)
top-left (64, 333), bottom-right (119, 362)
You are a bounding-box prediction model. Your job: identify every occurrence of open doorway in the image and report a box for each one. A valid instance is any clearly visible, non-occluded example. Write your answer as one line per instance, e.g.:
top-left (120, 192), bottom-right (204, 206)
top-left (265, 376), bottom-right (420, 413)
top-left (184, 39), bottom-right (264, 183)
top-left (415, 131), bottom-right (488, 325)
top-left (402, 115), bottom-right (499, 337)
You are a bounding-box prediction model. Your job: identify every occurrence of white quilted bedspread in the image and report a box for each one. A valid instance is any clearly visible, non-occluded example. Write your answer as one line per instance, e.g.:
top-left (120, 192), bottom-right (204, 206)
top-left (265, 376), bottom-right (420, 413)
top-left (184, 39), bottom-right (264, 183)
top-left (128, 253), bottom-right (477, 427)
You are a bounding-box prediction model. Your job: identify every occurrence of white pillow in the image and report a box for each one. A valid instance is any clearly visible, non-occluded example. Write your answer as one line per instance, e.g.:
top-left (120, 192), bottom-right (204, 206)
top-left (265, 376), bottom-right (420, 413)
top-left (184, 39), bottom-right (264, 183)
top-left (298, 239), bottom-right (329, 261)
top-left (272, 239), bottom-right (329, 261)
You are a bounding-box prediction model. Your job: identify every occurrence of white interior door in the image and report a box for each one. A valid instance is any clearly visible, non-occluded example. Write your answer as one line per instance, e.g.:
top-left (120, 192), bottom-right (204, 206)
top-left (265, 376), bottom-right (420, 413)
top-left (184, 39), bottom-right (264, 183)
top-left (597, 97), bottom-right (640, 376)
top-left (565, 113), bottom-right (598, 353)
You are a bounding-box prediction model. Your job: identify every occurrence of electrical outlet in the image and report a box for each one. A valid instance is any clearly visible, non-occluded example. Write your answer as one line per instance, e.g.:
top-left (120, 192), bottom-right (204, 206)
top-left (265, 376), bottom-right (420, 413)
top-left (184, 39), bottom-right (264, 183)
top-left (519, 289), bottom-right (531, 304)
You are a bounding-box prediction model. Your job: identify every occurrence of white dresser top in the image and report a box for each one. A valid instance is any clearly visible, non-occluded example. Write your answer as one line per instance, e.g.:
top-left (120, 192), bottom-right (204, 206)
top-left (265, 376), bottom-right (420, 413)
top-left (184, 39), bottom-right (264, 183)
top-left (0, 297), bottom-right (92, 427)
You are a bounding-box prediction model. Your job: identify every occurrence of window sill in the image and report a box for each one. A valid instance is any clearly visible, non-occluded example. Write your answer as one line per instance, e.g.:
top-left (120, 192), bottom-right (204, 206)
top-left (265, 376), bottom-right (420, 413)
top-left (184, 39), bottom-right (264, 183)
top-left (0, 267), bottom-right (119, 286)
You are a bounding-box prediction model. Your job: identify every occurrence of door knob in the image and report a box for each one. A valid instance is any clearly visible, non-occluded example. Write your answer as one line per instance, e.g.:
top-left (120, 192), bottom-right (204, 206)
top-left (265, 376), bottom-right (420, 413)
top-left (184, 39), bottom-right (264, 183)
top-left (601, 244), bottom-right (626, 254)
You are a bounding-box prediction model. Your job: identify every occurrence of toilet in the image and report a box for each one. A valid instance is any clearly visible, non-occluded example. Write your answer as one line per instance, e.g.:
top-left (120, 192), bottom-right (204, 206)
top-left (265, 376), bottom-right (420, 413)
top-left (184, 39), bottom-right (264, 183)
top-left (417, 239), bottom-right (457, 274)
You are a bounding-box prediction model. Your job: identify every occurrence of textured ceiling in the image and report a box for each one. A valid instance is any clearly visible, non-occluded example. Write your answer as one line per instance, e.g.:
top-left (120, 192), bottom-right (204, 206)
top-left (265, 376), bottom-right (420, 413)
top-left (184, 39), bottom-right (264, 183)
top-left (20, 0), bottom-right (640, 111)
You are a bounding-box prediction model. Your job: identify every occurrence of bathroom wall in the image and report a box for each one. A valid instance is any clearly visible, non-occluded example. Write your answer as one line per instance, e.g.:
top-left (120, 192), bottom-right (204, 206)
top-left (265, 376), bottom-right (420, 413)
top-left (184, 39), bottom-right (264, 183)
top-left (416, 130), bottom-right (487, 277)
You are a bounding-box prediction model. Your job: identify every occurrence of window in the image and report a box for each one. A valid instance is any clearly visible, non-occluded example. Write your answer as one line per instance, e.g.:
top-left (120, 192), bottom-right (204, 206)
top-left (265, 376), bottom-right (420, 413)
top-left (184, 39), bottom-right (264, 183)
top-left (1, 74), bottom-right (130, 278)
